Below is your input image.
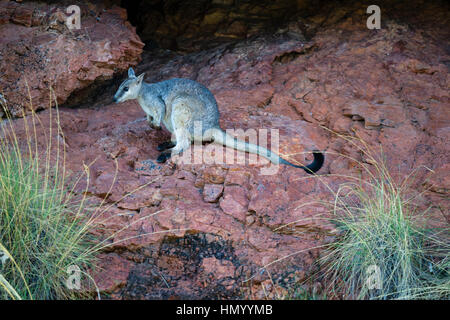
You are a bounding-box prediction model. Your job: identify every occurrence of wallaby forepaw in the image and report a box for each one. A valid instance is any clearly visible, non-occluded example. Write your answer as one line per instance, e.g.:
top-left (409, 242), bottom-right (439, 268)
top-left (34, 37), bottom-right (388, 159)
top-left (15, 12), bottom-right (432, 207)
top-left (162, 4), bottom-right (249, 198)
top-left (157, 141), bottom-right (175, 151)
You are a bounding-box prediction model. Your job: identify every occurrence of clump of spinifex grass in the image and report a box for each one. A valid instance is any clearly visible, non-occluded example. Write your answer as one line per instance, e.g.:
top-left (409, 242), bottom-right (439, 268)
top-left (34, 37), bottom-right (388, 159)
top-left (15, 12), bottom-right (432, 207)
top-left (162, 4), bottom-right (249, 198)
top-left (0, 93), bottom-right (99, 299)
top-left (318, 134), bottom-right (449, 300)
top-left (0, 91), bottom-right (174, 300)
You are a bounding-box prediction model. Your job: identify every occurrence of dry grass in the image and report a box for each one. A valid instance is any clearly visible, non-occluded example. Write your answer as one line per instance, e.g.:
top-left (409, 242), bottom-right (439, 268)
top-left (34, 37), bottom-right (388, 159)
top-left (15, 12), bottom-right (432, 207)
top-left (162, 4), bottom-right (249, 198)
top-left (317, 133), bottom-right (449, 299)
top-left (263, 130), bottom-right (449, 300)
top-left (0, 92), bottom-right (99, 299)
top-left (0, 90), bottom-right (188, 299)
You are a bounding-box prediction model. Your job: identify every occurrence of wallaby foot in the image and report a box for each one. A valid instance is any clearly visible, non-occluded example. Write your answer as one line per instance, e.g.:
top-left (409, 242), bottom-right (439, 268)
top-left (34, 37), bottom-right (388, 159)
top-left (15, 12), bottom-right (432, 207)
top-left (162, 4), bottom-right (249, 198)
top-left (149, 123), bottom-right (162, 130)
top-left (156, 152), bottom-right (171, 163)
top-left (157, 141), bottom-right (176, 151)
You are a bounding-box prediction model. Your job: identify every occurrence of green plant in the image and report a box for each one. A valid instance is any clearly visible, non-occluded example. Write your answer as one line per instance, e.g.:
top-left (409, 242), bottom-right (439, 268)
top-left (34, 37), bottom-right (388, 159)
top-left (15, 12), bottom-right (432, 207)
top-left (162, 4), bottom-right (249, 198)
top-left (319, 136), bottom-right (449, 300)
top-left (0, 91), bottom-right (168, 300)
top-left (0, 97), bottom-right (97, 299)
top-left (285, 284), bottom-right (327, 300)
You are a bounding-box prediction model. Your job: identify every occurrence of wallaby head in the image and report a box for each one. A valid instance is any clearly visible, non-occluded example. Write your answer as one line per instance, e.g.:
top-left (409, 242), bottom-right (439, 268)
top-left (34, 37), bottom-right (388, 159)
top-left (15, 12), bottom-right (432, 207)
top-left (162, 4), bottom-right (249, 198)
top-left (113, 68), bottom-right (145, 103)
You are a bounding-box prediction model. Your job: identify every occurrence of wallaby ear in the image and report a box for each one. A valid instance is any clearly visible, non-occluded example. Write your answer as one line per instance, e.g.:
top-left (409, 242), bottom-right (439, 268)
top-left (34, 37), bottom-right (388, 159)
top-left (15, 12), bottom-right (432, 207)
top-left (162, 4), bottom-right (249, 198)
top-left (136, 73), bottom-right (145, 84)
top-left (128, 67), bottom-right (136, 78)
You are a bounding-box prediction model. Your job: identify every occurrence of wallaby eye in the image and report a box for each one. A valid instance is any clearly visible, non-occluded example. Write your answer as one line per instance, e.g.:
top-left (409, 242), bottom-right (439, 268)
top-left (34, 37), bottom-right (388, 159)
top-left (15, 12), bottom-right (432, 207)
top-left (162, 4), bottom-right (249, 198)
top-left (123, 87), bottom-right (129, 92)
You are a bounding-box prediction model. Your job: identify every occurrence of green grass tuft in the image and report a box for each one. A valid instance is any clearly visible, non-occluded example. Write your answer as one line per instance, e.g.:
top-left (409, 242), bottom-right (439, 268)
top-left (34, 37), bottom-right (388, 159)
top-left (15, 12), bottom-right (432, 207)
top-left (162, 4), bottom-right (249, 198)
top-left (319, 135), bottom-right (449, 300)
top-left (0, 96), bottom-right (97, 299)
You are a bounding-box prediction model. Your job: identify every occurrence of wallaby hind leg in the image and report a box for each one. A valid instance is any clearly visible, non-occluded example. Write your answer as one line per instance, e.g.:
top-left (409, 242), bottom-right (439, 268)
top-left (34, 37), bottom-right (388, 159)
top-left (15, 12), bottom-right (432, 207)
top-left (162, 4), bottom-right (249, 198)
top-left (156, 99), bottom-right (193, 163)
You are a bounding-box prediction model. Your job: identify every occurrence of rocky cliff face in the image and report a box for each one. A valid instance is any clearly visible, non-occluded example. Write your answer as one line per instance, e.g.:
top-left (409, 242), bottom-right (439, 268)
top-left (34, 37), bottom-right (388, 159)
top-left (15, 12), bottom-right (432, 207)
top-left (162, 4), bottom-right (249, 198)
top-left (1, 0), bottom-right (449, 299)
top-left (0, 0), bottom-right (144, 116)
top-left (122, 0), bottom-right (315, 52)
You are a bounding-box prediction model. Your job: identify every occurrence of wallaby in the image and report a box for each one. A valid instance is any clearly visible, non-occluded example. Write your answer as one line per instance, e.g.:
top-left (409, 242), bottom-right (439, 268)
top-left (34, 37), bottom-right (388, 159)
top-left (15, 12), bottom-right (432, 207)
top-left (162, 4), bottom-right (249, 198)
top-left (113, 68), bottom-right (324, 174)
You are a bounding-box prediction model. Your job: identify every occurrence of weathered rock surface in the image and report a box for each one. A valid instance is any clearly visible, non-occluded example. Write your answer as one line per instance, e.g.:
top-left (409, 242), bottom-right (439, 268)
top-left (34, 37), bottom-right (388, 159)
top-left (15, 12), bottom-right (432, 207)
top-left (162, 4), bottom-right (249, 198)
top-left (3, 0), bottom-right (449, 299)
top-left (123, 0), bottom-right (313, 52)
top-left (0, 0), bottom-right (144, 116)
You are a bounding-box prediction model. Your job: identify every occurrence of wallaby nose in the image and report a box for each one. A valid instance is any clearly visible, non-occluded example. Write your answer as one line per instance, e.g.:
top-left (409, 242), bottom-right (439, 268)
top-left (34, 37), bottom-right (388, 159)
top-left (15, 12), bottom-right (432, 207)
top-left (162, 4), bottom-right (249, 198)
top-left (113, 96), bottom-right (118, 103)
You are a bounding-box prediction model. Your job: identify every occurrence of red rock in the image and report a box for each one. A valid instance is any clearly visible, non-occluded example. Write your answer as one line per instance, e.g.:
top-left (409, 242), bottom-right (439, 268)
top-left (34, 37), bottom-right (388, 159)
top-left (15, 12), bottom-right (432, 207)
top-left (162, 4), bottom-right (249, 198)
top-left (203, 183), bottom-right (224, 203)
top-left (219, 186), bottom-right (249, 222)
top-left (160, 177), bottom-right (202, 203)
top-left (201, 257), bottom-right (235, 279)
top-left (94, 172), bottom-right (117, 198)
top-left (117, 188), bottom-right (162, 210)
top-left (423, 164), bottom-right (450, 195)
top-left (332, 116), bottom-right (353, 134)
top-left (93, 253), bottom-right (134, 293)
top-left (224, 169), bottom-right (251, 187)
top-left (0, 2), bottom-right (144, 117)
top-left (202, 166), bottom-right (228, 184)
top-left (11, 6), bottom-right (33, 27)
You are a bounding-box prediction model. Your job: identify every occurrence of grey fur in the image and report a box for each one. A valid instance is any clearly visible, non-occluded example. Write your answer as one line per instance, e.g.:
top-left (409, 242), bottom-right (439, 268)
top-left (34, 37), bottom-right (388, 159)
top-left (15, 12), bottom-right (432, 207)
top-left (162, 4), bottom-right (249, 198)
top-left (113, 67), bottom-right (324, 173)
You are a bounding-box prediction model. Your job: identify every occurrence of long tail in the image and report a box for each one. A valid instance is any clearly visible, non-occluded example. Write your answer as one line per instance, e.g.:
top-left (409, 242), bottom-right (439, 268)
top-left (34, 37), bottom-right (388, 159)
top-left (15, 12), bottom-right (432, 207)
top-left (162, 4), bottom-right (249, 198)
top-left (210, 128), bottom-right (324, 174)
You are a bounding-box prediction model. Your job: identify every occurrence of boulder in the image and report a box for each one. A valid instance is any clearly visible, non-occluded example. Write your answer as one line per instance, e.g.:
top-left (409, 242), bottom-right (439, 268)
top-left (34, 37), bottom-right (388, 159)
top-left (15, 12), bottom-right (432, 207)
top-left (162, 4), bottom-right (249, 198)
top-left (0, 1), bottom-right (144, 117)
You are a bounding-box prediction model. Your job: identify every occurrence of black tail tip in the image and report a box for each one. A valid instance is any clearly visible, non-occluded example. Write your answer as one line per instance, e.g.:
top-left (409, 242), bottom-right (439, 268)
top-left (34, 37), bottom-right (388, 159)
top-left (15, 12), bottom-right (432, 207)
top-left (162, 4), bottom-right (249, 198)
top-left (303, 150), bottom-right (324, 174)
